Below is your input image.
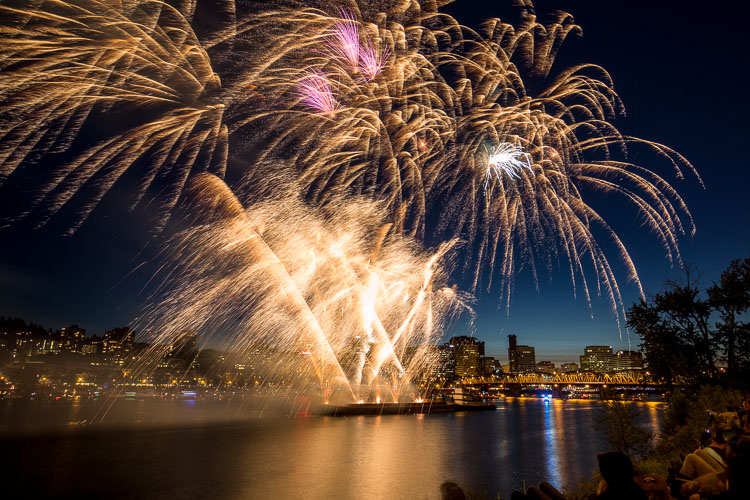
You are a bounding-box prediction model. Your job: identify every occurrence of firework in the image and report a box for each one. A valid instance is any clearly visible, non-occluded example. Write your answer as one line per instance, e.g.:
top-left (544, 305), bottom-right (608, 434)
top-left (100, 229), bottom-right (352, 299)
top-left (484, 143), bottom-right (534, 189)
top-left (323, 8), bottom-right (361, 74)
top-left (0, 0), bottom-right (225, 231)
top-left (130, 174), bottom-right (469, 403)
top-left (294, 68), bottom-right (342, 115)
top-left (229, 3), bottom-right (699, 326)
top-left (0, 0), bottom-right (701, 331)
top-left (358, 35), bottom-right (391, 81)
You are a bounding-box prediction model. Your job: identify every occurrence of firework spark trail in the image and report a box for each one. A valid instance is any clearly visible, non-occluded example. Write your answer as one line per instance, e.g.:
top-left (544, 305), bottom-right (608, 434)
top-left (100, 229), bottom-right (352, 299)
top-left (0, 0), bottom-right (223, 228)
top-left (128, 174), bottom-right (468, 403)
top-left (294, 68), bottom-right (341, 115)
top-left (484, 143), bottom-right (534, 189)
top-left (226, 5), bottom-right (699, 332)
top-left (357, 35), bottom-right (390, 81)
top-left (323, 8), bottom-right (361, 74)
top-left (0, 1), bottom-right (702, 351)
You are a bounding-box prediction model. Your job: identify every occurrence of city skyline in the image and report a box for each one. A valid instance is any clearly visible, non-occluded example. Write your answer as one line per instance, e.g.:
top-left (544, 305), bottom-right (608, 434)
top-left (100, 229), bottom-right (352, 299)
top-left (0, 313), bottom-right (639, 367)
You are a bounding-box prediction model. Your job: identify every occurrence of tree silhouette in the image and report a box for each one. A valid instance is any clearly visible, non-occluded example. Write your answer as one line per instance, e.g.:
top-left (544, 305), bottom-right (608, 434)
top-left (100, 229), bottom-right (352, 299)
top-left (628, 257), bottom-right (750, 387)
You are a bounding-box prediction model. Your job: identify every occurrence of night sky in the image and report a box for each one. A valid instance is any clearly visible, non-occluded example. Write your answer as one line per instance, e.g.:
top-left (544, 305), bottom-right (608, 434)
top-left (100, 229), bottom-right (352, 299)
top-left (1, 1), bottom-right (749, 364)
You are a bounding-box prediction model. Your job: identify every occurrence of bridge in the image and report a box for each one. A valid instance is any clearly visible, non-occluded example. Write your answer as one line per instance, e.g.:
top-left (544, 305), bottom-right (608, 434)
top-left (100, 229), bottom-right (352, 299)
top-left (459, 372), bottom-right (655, 386)
top-left (454, 372), bottom-right (668, 399)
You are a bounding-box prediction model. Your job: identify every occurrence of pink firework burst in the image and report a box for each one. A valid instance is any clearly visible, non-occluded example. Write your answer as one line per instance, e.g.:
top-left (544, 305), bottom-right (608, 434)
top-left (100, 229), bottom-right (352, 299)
top-left (358, 36), bottom-right (390, 81)
top-left (295, 68), bottom-right (341, 115)
top-left (324, 8), bottom-right (361, 73)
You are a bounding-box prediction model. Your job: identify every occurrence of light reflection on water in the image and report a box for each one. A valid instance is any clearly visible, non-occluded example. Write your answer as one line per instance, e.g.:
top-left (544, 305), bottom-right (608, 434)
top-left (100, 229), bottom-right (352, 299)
top-left (544, 399), bottom-right (562, 488)
top-left (647, 402), bottom-right (661, 434)
top-left (0, 397), bottom-right (662, 499)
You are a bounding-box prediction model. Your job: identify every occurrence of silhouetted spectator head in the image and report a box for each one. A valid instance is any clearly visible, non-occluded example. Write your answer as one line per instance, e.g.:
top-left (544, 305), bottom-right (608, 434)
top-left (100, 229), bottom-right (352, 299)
top-left (440, 481), bottom-right (466, 500)
top-left (598, 452), bottom-right (634, 487)
top-left (713, 429), bottom-right (728, 445)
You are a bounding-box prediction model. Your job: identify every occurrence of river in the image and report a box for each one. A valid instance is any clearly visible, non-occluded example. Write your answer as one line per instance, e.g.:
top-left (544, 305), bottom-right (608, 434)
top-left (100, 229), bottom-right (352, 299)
top-left (0, 397), bottom-right (662, 499)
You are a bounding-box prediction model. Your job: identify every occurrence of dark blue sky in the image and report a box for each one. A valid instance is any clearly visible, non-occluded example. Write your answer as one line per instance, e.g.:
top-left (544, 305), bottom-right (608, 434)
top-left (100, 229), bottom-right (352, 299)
top-left (1, 1), bottom-right (749, 364)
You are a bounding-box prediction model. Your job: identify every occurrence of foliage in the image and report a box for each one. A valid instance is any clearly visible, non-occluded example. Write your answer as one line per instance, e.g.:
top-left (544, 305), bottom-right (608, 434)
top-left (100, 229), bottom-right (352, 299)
top-left (463, 487), bottom-right (502, 500)
top-left (593, 400), bottom-right (654, 459)
top-left (632, 456), bottom-right (670, 478)
top-left (0, 316), bottom-right (48, 336)
top-left (627, 257), bottom-right (750, 388)
top-left (563, 473), bottom-right (600, 500)
top-left (652, 385), bottom-right (743, 464)
top-left (707, 257), bottom-right (750, 380)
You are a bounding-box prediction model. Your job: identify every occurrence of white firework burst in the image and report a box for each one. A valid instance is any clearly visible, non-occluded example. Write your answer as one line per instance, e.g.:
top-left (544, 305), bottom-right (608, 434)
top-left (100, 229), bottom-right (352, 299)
top-left (484, 143), bottom-right (534, 190)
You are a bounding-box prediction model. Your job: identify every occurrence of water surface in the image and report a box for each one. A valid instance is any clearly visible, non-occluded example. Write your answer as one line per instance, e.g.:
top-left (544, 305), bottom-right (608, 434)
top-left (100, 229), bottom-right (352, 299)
top-left (0, 398), bottom-right (662, 499)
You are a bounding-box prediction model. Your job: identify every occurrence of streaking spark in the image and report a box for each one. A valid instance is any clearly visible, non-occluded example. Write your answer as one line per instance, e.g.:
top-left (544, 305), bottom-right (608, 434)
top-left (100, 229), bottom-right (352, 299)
top-left (484, 143), bottom-right (534, 189)
top-left (130, 174), bottom-right (471, 405)
top-left (358, 36), bottom-right (390, 81)
top-left (323, 8), bottom-right (361, 74)
top-left (294, 69), bottom-right (341, 115)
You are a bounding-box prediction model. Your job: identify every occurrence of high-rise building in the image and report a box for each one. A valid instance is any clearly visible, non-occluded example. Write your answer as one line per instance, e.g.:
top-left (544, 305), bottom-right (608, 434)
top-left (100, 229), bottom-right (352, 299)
top-left (60, 324), bottom-right (86, 353)
top-left (614, 350), bottom-right (644, 372)
top-left (536, 360), bottom-right (555, 374)
top-left (480, 356), bottom-right (500, 376)
top-left (103, 327), bottom-right (135, 355)
top-left (508, 334), bottom-right (518, 373)
top-left (508, 335), bottom-right (536, 374)
top-left (35, 338), bottom-right (60, 355)
top-left (449, 336), bottom-right (482, 377)
top-left (13, 333), bottom-right (34, 357)
top-left (561, 362), bottom-right (579, 373)
top-left (579, 346), bottom-right (614, 373)
top-left (402, 346), bottom-right (420, 366)
top-left (81, 344), bottom-right (98, 355)
top-left (435, 344), bottom-right (456, 381)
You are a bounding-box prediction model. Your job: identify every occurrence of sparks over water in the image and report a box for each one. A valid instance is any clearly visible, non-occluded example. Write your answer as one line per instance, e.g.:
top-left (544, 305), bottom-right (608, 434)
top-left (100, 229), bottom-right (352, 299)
top-left (129, 174), bottom-right (470, 404)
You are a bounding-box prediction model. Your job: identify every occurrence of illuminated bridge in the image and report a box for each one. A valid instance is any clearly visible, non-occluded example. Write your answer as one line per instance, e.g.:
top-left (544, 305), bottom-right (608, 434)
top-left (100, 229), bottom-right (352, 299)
top-left (460, 372), bottom-right (654, 386)
top-left (456, 372), bottom-right (668, 398)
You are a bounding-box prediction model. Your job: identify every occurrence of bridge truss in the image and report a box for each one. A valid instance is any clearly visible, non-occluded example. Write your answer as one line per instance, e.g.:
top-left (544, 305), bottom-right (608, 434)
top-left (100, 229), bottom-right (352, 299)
top-left (459, 372), bottom-right (655, 386)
